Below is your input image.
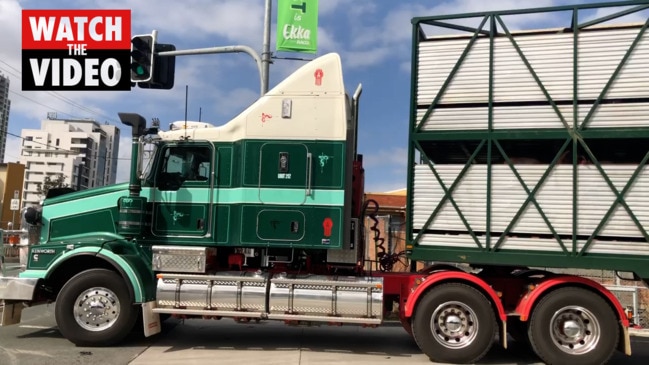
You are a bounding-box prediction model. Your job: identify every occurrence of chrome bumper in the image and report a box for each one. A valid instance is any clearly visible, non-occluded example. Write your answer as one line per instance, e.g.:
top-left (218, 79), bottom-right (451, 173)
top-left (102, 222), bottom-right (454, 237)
top-left (0, 277), bottom-right (38, 301)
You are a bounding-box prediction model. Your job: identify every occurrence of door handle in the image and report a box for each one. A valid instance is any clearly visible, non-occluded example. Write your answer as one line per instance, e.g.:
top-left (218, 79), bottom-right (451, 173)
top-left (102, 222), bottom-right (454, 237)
top-left (306, 152), bottom-right (313, 197)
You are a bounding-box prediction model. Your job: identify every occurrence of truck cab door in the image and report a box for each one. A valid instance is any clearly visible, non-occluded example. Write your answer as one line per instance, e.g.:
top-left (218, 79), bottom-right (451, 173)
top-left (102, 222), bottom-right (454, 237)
top-left (258, 142), bottom-right (311, 205)
top-left (151, 144), bottom-right (214, 238)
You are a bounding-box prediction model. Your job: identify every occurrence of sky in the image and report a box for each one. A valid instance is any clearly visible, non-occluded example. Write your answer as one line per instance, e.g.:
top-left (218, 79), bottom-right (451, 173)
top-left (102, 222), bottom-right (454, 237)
top-left (0, 0), bottom-right (645, 193)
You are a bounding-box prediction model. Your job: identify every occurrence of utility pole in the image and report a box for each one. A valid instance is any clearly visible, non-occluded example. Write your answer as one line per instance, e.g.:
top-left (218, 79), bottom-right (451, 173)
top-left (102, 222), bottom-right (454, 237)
top-left (261, 0), bottom-right (272, 94)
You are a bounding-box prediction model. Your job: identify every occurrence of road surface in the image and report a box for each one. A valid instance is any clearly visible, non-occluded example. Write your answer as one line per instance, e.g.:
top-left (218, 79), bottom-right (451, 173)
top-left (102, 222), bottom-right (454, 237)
top-left (1, 305), bottom-right (648, 365)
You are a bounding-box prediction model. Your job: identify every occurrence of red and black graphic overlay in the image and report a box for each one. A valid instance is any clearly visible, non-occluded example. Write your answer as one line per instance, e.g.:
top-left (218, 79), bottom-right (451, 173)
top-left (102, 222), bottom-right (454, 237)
top-left (22, 9), bottom-right (131, 91)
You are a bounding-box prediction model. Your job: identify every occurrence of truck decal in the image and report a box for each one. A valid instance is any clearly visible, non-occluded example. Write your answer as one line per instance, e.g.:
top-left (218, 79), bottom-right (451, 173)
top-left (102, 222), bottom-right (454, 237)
top-left (153, 187), bottom-right (346, 206)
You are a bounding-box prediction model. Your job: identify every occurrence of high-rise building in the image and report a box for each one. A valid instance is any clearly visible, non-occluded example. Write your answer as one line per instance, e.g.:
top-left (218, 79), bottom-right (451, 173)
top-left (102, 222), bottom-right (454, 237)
top-left (0, 72), bottom-right (11, 163)
top-left (19, 116), bottom-right (120, 207)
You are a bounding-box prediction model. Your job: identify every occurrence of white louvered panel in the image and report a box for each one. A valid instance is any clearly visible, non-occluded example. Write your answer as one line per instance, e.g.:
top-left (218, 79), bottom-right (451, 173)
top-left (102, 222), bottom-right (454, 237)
top-left (491, 166), bottom-right (574, 235)
top-left (492, 34), bottom-right (573, 102)
top-left (413, 165), bottom-right (486, 231)
top-left (508, 29), bottom-right (638, 100)
top-left (417, 26), bottom-right (648, 106)
top-left (416, 107), bottom-right (488, 130)
top-left (413, 165), bottom-right (649, 239)
top-left (580, 239), bottom-right (649, 255)
top-left (576, 165), bottom-right (649, 237)
top-left (577, 103), bottom-right (649, 128)
top-left (578, 29), bottom-right (649, 99)
top-left (417, 102), bottom-right (649, 130)
top-left (417, 105), bottom-right (573, 131)
top-left (494, 236), bottom-right (569, 252)
top-left (414, 234), bottom-right (649, 256)
top-left (417, 39), bottom-right (490, 105)
top-left (414, 233), bottom-right (484, 249)
top-left (490, 165), bottom-right (544, 234)
top-left (412, 167), bottom-right (443, 229)
top-left (492, 105), bottom-right (572, 129)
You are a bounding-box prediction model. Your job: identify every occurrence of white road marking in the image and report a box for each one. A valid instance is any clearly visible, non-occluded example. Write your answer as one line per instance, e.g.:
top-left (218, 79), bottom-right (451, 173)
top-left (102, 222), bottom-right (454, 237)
top-left (18, 324), bottom-right (51, 329)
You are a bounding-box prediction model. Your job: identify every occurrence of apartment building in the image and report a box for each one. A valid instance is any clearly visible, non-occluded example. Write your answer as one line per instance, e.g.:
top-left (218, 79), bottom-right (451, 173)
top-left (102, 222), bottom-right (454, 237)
top-left (0, 72), bottom-right (10, 163)
top-left (20, 117), bottom-right (120, 207)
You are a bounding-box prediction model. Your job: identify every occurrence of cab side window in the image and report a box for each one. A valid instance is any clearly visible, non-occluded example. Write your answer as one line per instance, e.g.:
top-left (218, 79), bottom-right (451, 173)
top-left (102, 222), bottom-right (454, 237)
top-left (157, 146), bottom-right (211, 190)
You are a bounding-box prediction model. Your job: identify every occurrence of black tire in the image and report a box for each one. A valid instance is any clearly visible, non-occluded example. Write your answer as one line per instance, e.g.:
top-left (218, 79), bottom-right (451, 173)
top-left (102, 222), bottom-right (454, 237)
top-left (411, 283), bottom-right (497, 363)
top-left (528, 287), bottom-right (618, 365)
top-left (55, 269), bottom-right (138, 346)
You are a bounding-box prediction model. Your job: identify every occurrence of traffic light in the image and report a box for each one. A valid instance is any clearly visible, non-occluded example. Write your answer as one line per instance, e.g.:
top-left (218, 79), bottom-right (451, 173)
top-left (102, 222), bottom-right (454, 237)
top-left (138, 43), bottom-right (176, 90)
top-left (130, 34), bottom-right (155, 82)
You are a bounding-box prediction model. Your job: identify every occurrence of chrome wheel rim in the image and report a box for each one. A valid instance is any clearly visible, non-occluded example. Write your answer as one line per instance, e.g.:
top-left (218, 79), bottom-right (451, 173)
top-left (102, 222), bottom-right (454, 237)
top-left (549, 306), bottom-right (600, 355)
top-left (73, 287), bottom-right (121, 332)
top-left (430, 301), bottom-right (479, 349)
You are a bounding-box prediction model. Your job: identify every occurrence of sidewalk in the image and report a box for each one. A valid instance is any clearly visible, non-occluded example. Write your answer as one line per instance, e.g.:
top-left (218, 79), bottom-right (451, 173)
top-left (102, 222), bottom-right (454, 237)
top-left (129, 319), bottom-right (649, 365)
top-left (129, 320), bottom-right (452, 365)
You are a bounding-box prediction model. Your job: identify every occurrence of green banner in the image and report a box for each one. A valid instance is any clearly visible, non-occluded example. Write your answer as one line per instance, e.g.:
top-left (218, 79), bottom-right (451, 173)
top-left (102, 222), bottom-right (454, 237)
top-left (276, 0), bottom-right (318, 54)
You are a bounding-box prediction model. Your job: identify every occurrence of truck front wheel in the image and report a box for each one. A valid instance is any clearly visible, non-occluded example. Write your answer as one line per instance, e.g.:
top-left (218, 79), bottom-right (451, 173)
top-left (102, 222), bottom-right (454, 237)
top-left (412, 283), bottom-right (497, 363)
top-left (528, 287), bottom-right (618, 365)
top-left (55, 268), bottom-right (138, 346)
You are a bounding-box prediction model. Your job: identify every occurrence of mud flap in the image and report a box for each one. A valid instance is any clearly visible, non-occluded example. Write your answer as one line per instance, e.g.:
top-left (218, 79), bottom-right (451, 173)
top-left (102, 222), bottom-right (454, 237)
top-left (500, 320), bottom-right (508, 349)
top-left (141, 301), bottom-right (161, 337)
top-left (1, 301), bottom-right (24, 326)
top-left (620, 324), bottom-right (631, 356)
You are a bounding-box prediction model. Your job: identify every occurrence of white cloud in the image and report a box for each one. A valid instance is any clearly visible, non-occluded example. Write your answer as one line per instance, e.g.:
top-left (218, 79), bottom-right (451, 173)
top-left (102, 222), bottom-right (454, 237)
top-left (3, 135), bottom-right (23, 163)
top-left (213, 87), bottom-right (259, 121)
top-left (363, 147), bottom-right (408, 168)
top-left (328, 0), bottom-right (563, 70)
top-left (316, 27), bottom-right (340, 53)
top-left (74, 0), bottom-right (266, 46)
top-left (399, 61), bottom-right (410, 74)
top-left (582, 6), bottom-right (649, 26)
top-left (318, 0), bottom-right (349, 15)
top-left (362, 147), bottom-right (408, 192)
top-left (344, 47), bottom-right (392, 69)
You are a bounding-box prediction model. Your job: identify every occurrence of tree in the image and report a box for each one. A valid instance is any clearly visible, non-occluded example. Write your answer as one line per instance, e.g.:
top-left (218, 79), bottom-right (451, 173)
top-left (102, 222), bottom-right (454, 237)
top-left (36, 174), bottom-right (69, 199)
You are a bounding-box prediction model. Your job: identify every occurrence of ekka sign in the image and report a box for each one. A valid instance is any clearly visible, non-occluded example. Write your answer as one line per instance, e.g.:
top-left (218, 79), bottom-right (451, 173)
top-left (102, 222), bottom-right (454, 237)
top-left (21, 10), bottom-right (132, 91)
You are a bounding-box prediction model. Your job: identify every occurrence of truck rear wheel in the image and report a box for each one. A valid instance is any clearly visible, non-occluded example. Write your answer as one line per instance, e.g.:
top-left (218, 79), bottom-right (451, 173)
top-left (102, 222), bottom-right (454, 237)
top-left (412, 283), bottom-right (496, 363)
top-left (55, 269), bottom-right (138, 346)
top-left (528, 287), bottom-right (618, 365)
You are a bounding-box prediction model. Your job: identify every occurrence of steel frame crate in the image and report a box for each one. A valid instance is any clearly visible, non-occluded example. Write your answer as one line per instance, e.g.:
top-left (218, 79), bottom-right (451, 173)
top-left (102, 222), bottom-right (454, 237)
top-left (407, 1), bottom-right (649, 280)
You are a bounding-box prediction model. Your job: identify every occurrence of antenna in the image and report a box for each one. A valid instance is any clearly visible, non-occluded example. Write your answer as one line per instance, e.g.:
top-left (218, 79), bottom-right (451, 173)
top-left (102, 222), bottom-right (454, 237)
top-left (184, 85), bottom-right (188, 130)
top-left (199, 107), bottom-right (202, 122)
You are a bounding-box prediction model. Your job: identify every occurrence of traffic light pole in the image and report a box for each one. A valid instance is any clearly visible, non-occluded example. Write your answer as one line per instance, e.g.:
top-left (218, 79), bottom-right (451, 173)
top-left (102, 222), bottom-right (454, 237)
top-left (261, 0), bottom-right (272, 95)
top-left (147, 0), bottom-right (273, 96)
top-left (157, 45), bottom-right (264, 96)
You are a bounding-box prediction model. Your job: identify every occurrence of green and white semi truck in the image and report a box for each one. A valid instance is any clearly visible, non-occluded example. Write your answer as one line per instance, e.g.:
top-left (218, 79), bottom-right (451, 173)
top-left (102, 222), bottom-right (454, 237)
top-left (3, 2), bottom-right (649, 364)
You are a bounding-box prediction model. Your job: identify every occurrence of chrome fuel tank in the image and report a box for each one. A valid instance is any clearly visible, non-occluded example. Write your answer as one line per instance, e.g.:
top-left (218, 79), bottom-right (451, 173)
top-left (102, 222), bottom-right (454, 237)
top-left (268, 274), bottom-right (383, 322)
top-left (156, 271), bottom-right (268, 312)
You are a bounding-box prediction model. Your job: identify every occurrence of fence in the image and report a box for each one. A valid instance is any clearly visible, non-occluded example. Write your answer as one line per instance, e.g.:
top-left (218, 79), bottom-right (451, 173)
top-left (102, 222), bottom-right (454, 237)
top-left (605, 285), bottom-right (647, 328)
